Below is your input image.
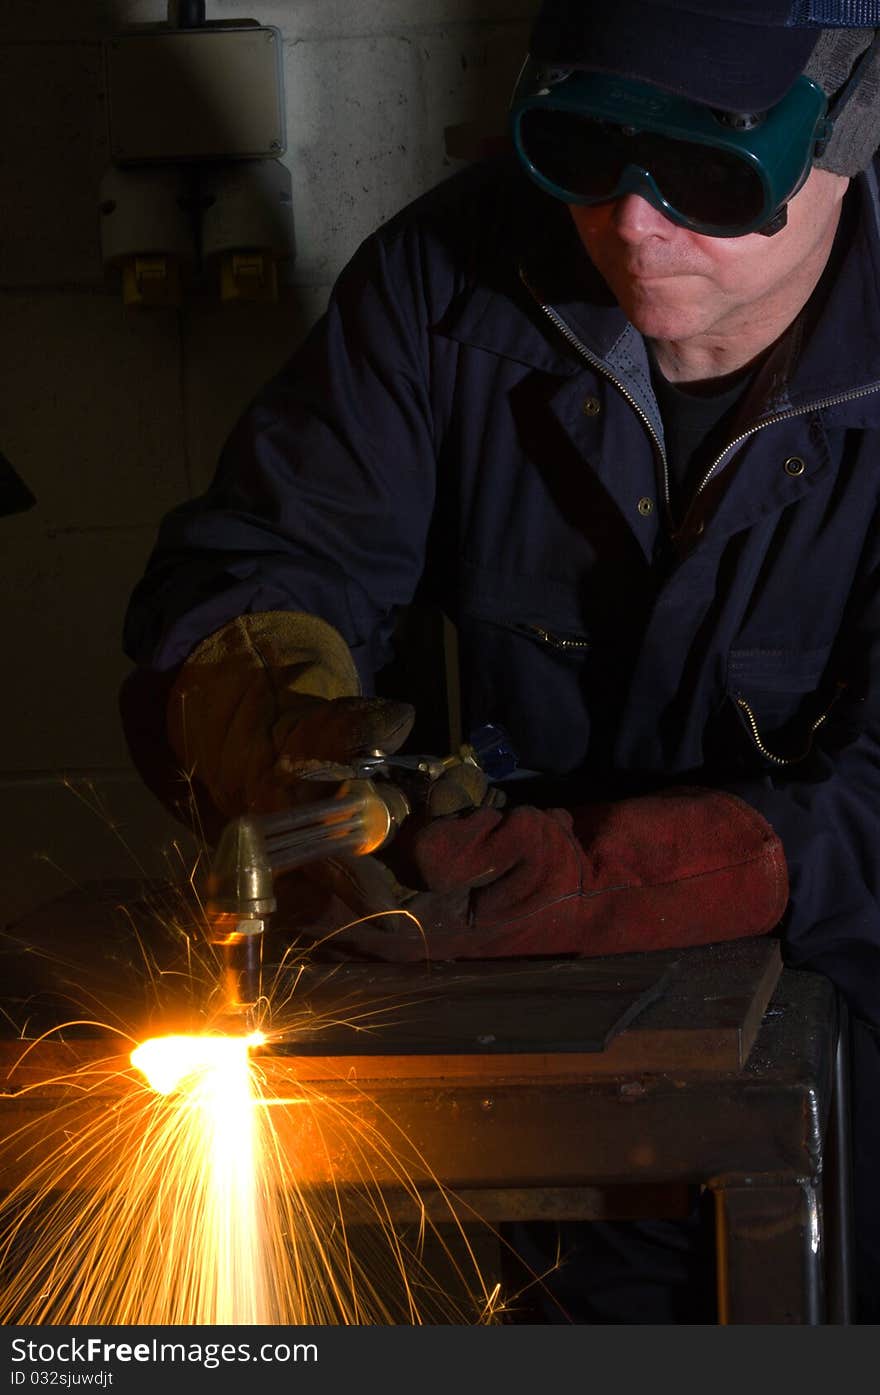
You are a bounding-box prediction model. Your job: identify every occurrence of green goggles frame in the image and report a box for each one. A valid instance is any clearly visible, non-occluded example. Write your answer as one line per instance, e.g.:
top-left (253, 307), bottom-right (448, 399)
top-left (510, 61), bottom-right (833, 238)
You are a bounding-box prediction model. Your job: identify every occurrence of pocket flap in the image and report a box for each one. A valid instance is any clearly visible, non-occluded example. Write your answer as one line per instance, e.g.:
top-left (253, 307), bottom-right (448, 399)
top-left (727, 646), bottom-right (831, 694)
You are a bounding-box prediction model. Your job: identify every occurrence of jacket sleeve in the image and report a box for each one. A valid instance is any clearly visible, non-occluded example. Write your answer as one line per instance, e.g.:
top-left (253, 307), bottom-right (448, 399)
top-left (123, 224), bottom-right (443, 690)
top-left (724, 549), bottom-right (880, 1029)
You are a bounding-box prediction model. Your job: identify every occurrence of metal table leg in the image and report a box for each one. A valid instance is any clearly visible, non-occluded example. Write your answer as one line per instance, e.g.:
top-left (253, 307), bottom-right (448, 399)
top-left (823, 995), bottom-right (855, 1323)
top-left (711, 1176), bottom-right (825, 1324)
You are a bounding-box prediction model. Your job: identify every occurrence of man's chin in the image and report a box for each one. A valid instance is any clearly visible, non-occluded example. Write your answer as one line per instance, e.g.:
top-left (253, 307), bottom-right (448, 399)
top-left (626, 310), bottom-right (691, 341)
top-left (619, 291), bottom-right (707, 342)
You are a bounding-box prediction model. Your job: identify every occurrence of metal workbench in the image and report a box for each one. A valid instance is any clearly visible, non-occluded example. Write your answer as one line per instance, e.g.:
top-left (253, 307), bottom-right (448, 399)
top-left (0, 889), bottom-right (853, 1324)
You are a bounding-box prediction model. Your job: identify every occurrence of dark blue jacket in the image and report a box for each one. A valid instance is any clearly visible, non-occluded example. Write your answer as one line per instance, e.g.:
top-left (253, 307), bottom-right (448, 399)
top-left (124, 155), bottom-right (880, 1031)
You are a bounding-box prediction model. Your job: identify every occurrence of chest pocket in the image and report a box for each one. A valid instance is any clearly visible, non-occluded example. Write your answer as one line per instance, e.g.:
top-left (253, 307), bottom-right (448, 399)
top-left (726, 646), bottom-right (839, 767)
top-left (455, 588), bottom-right (595, 775)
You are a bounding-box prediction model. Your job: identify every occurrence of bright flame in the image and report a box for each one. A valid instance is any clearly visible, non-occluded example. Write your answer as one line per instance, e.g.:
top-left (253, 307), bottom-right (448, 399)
top-left (131, 1031), bottom-right (265, 1095)
top-left (128, 1030), bottom-right (270, 1324)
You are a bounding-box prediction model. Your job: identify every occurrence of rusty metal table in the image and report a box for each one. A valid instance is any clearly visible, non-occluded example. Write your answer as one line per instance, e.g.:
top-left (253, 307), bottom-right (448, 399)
top-left (0, 896), bottom-right (852, 1325)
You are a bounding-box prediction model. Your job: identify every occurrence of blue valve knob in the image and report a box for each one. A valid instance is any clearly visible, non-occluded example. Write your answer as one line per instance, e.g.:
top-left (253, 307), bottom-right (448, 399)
top-left (467, 723), bottom-right (518, 781)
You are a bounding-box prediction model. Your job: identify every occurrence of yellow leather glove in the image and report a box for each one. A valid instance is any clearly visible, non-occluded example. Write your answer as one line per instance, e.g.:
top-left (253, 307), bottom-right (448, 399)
top-left (167, 611), bottom-right (414, 818)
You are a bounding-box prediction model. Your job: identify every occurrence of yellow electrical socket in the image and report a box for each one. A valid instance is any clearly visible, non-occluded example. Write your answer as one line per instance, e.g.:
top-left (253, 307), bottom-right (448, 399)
top-left (122, 255), bottom-right (182, 308)
top-left (219, 251), bottom-right (279, 303)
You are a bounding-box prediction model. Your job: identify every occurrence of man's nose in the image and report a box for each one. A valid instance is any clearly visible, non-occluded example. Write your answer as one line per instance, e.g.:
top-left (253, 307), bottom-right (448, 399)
top-left (611, 191), bottom-right (677, 241)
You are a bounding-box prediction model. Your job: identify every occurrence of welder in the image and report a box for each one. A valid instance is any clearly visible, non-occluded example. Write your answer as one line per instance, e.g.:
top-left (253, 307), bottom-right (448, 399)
top-left (121, 0), bottom-right (880, 1324)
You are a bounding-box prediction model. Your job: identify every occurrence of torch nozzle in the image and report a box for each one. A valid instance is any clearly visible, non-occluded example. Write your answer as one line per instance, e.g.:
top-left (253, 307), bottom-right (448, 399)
top-left (211, 920), bottom-right (264, 1027)
top-left (205, 815), bottom-right (274, 1021)
top-left (204, 780), bottom-right (408, 1020)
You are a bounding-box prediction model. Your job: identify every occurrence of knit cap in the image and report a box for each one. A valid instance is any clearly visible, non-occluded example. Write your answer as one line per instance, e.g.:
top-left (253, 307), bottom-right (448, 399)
top-left (806, 27), bottom-right (880, 173)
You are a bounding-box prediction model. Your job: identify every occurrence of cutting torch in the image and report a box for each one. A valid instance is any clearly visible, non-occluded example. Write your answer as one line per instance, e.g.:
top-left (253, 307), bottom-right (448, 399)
top-left (205, 725), bottom-right (516, 1023)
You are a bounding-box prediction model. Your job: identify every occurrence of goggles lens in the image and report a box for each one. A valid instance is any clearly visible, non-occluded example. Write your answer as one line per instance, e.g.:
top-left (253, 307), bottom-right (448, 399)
top-left (518, 109), bottom-right (767, 230)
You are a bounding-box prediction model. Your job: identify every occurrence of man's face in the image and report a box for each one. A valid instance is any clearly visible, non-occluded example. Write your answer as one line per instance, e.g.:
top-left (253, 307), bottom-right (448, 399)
top-left (568, 166), bottom-right (851, 351)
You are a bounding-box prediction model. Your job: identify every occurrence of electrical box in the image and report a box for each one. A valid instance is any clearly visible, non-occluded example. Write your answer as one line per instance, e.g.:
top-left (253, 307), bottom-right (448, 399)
top-left (104, 26), bottom-right (286, 163)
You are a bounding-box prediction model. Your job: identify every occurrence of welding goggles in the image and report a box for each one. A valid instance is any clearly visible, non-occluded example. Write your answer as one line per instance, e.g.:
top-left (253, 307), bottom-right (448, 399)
top-left (510, 59), bottom-right (833, 237)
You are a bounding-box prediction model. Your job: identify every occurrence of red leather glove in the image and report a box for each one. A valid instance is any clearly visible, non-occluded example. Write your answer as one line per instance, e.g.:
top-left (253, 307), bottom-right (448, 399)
top-left (321, 787), bottom-right (788, 961)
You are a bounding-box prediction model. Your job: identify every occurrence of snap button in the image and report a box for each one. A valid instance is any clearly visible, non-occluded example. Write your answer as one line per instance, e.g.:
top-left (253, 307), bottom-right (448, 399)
top-left (783, 456), bottom-right (806, 477)
top-left (637, 496), bottom-right (654, 516)
top-left (582, 395), bottom-right (601, 417)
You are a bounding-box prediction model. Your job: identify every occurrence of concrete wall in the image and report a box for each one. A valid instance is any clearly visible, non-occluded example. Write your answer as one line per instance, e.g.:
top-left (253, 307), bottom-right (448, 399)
top-left (0, 1), bottom-right (535, 925)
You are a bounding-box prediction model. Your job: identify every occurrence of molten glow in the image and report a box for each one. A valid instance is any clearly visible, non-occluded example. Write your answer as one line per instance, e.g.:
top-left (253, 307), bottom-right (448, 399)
top-left (131, 1031), bottom-right (265, 1095)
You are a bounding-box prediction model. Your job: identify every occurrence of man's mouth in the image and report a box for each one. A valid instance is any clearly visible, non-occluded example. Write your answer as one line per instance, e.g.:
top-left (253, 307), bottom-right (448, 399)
top-left (622, 262), bottom-right (696, 281)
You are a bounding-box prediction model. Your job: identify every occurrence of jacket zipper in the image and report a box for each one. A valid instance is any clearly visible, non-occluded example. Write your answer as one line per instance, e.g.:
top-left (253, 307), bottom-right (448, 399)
top-left (519, 266), bottom-right (880, 532)
top-left (522, 622), bottom-right (590, 651)
top-left (734, 690), bottom-right (841, 767)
